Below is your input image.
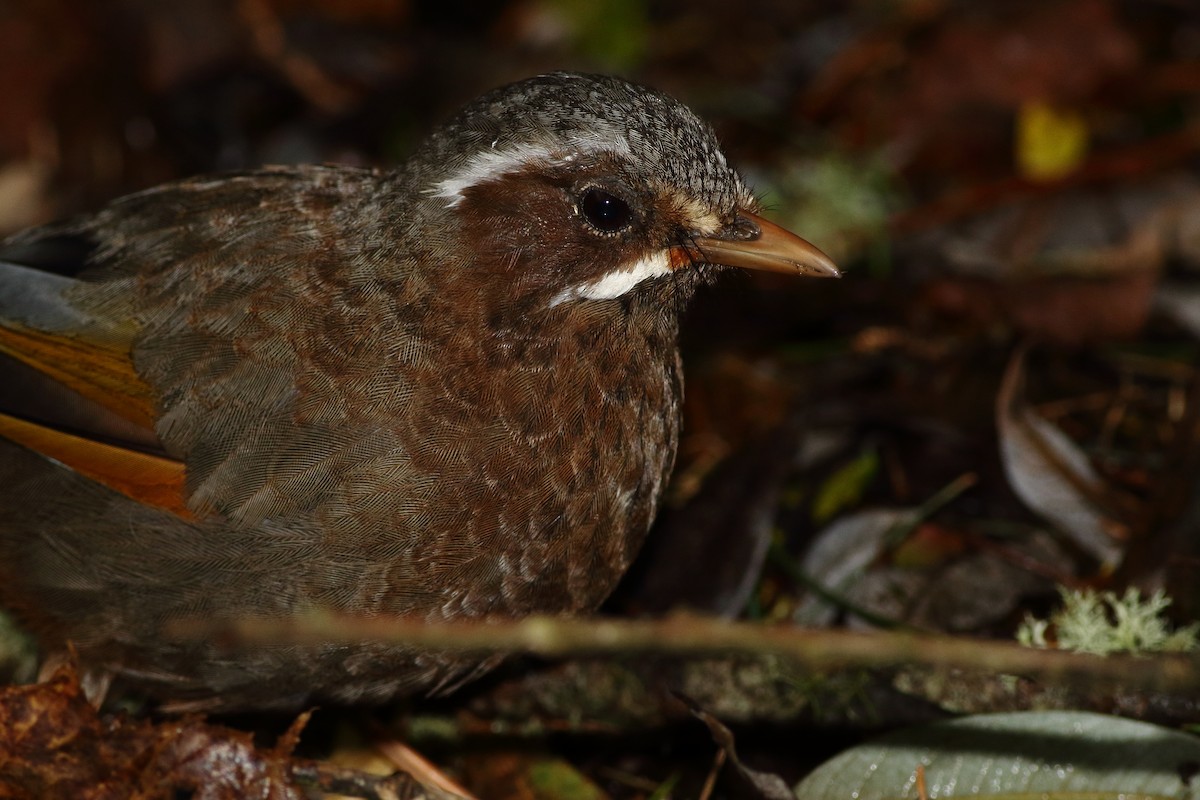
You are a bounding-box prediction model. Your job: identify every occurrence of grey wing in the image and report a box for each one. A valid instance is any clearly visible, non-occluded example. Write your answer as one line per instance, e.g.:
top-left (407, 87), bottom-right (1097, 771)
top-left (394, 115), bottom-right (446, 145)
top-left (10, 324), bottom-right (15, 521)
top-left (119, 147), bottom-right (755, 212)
top-left (0, 165), bottom-right (427, 630)
top-left (11, 165), bottom-right (424, 527)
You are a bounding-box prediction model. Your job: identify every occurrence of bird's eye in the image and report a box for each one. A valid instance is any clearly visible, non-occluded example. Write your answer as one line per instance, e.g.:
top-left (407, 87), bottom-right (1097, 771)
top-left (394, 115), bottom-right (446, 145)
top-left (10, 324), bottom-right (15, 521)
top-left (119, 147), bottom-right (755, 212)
top-left (579, 188), bottom-right (634, 234)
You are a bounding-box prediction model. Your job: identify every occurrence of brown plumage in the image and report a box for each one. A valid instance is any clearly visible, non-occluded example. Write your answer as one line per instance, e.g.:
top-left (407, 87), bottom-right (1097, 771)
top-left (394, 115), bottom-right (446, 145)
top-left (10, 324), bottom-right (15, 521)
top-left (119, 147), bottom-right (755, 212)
top-left (0, 72), bottom-right (836, 710)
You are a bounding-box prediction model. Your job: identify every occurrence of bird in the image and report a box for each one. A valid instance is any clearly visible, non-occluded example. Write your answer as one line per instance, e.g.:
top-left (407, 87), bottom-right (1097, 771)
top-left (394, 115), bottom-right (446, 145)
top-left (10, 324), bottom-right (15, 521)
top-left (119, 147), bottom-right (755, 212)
top-left (0, 72), bottom-right (837, 711)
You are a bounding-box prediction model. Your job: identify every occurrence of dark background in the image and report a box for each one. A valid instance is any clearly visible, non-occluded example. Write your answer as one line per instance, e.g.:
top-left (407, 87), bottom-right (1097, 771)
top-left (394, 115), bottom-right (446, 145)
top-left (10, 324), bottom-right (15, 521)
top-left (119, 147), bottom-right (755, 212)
top-left (4, 1), bottom-right (1200, 797)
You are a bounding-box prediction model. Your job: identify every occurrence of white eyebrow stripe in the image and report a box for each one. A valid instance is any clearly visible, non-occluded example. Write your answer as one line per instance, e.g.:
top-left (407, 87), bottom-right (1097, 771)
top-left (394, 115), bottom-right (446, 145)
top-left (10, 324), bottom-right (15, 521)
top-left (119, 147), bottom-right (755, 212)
top-left (430, 138), bottom-right (632, 207)
top-left (548, 249), bottom-right (673, 307)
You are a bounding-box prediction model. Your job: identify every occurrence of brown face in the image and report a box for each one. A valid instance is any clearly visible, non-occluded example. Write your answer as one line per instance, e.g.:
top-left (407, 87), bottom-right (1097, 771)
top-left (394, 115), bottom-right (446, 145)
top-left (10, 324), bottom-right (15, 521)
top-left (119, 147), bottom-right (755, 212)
top-left (451, 154), bottom-right (699, 309)
top-left (443, 158), bottom-right (838, 321)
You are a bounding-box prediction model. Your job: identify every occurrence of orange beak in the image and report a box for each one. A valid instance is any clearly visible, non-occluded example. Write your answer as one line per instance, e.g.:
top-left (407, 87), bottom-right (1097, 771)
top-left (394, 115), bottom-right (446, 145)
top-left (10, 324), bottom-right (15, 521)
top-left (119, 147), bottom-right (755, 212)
top-left (676, 210), bottom-right (840, 278)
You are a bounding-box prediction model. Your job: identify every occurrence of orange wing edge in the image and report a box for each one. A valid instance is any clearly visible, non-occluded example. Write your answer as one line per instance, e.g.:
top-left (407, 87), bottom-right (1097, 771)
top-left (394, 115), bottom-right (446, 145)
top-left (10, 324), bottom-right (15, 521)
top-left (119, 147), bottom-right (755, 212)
top-left (0, 411), bottom-right (191, 519)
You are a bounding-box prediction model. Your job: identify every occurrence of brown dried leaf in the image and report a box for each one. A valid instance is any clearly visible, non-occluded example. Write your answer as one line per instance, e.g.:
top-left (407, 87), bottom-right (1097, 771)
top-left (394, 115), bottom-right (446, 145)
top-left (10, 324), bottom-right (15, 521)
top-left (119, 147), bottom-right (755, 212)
top-left (0, 663), bottom-right (306, 800)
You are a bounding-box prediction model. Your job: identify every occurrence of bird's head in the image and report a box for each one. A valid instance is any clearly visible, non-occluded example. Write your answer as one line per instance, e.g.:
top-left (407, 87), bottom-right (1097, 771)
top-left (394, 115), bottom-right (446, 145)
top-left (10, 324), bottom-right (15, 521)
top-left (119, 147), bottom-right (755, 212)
top-left (404, 72), bottom-right (837, 314)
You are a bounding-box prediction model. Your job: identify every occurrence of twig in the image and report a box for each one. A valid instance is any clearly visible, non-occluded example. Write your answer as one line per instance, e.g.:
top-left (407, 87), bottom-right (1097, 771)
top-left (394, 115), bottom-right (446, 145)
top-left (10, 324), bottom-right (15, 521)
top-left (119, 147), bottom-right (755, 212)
top-left (174, 613), bottom-right (1200, 694)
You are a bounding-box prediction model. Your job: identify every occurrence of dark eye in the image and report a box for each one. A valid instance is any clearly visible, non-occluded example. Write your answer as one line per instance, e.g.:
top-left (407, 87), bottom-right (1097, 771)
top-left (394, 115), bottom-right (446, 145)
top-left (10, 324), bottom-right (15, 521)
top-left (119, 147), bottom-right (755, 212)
top-left (580, 188), bottom-right (634, 233)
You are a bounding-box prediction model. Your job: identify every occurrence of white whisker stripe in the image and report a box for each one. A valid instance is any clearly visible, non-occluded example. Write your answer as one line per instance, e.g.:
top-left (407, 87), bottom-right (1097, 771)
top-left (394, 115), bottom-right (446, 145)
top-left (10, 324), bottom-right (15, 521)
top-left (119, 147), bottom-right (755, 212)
top-left (548, 250), bottom-right (673, 307)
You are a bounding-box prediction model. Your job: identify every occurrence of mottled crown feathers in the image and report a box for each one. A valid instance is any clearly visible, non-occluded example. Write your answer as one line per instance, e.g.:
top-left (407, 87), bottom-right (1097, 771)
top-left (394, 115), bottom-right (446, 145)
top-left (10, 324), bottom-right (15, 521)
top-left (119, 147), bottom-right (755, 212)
top-left (416, 72), bottom-right (754, 216)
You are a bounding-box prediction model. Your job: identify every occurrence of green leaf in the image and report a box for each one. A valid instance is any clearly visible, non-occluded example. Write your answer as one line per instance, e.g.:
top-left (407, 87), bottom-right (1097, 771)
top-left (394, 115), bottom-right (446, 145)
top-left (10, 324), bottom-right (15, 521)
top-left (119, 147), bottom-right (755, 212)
top-left (812, 448), bottom-right (879, 524)
top-left (794, 711), bottom-right (1200, 799)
